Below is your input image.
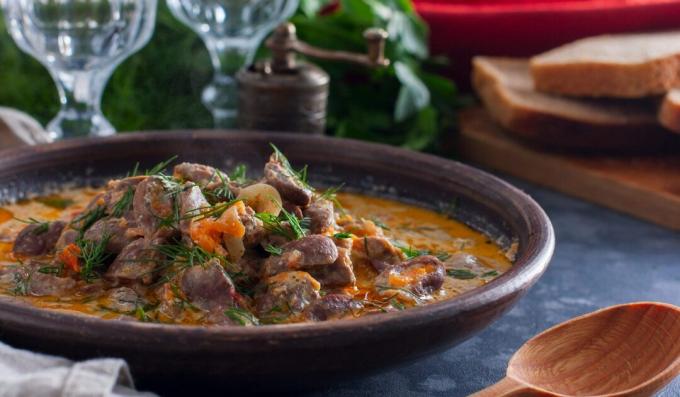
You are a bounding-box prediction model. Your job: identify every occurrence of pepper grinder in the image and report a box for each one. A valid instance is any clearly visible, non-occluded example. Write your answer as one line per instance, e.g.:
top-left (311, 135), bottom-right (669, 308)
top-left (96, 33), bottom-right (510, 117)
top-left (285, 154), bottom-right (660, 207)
top-left (236, 22), bottom-right (389, 134)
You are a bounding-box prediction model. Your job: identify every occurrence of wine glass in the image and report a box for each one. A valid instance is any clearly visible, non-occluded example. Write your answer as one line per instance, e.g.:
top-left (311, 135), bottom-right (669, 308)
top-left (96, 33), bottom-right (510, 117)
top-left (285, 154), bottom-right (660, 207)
top-left (166, 0), bottom-right (299, 128)
top-left (2, 0), bottom-right (158, 139)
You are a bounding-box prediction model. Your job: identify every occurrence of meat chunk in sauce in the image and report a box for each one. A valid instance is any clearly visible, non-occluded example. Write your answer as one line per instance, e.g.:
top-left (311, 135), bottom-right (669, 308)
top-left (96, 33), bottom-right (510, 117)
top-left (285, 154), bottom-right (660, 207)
top-left (363, 236), bottom-right (404, 272)
top-left (261, 235), bottom-right (338, 277)
top-left (29, 271), bottom-right (76, 297)
top-left (179, 259), bottom-right (237, 313)
top-left (55, 227), bottom-right (79, 251)
top-left (304, 293), bottom-right (362, 321)
top-left (307, 247), bottom-right (355, 288)
top-left (264, 154), bottom-right (312, 207)
top-left (177, 183), bottom-right (210, 236)
top-left (174, 162), bottom-right (226, 190)
top-left (102, 176), bottom-right (146, 216)
top-left (83, 217), bottom-right (141, 254)
top-left (375, 255), bottom-right (445, 301)
top-left (106, 238), bottom-right (162, 285)
top-left (133, 176), bottom-right (176, 238)
top-left (255, 271), bottom-right (321, 318)
top-left (303, 199), bottom-right (335, 234)
top-left (239, 206), bottom-right (266, 248)
top-left (12, 221), bottom-right (66, 257)
top-left (1, 262), bottom-right (76, 297)
top-left (101, 287), bottom-right (139, 313)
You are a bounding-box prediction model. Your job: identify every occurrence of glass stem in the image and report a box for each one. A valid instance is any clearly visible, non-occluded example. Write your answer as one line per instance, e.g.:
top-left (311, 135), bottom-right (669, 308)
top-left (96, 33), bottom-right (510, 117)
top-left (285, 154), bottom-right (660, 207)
top-left (201, 37), bottom-right (259, 129)
top-left (48, 68), bottom-right (114, 139)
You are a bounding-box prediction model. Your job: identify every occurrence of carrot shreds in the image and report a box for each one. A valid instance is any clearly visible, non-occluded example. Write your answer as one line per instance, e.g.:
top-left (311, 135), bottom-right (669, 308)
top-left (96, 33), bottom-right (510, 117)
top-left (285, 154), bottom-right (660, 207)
top-left (58, 243), bottom-right (81, 272)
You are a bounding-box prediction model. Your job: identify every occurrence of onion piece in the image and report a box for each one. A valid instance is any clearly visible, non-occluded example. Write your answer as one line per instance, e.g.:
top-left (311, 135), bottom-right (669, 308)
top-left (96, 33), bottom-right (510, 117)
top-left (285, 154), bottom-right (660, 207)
top-left (217, 203), bottom-right (246, 261)
top-left (236, 183), bottom-right (282, 215)
top-left (223, 235), bottom-right (245, 262)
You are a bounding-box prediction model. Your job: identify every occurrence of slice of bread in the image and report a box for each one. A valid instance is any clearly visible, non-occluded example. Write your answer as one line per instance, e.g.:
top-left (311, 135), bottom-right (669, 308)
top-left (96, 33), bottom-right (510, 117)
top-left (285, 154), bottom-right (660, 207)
top-left (530, 31), bottom-right (680, 98)
top-left (659, 90), bottom-right (680, 133)
top-left (472, 56), bottom-right (677, 151)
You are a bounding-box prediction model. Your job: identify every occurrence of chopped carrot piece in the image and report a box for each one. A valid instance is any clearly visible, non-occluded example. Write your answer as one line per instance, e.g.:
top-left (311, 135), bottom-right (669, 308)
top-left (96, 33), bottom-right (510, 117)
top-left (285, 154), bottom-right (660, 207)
top-left (0, 208), bottom-right (13, 224)
top-left (58, 243), bottom-right (81, 272)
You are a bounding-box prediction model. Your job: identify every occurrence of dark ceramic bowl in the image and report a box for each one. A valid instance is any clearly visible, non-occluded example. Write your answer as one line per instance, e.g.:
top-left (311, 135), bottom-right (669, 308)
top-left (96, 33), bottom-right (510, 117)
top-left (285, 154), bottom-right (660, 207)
top-left (0, 132), bottom-right (554, 391)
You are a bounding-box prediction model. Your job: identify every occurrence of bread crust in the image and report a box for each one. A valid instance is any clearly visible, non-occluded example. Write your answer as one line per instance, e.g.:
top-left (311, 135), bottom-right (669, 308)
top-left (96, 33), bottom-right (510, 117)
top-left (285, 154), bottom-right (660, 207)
top-left (659, 90), bottom-right (680, 133)
top-left (531, 56), bottom-right (680, 98)
top-left (529, 32), bottom-right (680, 98)
top-left (472, 56), bottom-right (678, 151)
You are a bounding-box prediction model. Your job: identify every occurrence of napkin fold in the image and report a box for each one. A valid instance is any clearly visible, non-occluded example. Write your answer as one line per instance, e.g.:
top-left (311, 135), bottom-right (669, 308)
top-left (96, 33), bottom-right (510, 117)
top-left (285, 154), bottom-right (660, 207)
top-left (0, 106), bottom-right (51, 149)
top-left (0, 341), bottom-right (156, 397)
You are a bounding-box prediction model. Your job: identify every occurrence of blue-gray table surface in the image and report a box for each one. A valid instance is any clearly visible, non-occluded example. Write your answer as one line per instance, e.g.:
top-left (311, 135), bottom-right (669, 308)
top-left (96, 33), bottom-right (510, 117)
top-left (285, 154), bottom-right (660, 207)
top-left (304, 177), bottom-right (680, 397)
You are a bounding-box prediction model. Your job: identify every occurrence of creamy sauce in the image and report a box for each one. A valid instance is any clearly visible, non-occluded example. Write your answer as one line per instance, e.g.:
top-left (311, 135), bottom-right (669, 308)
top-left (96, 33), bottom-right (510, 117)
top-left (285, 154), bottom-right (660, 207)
top-left (336, 193), bottom-right (513, 302)
top-left (0, 188), bottom-right (514, 324)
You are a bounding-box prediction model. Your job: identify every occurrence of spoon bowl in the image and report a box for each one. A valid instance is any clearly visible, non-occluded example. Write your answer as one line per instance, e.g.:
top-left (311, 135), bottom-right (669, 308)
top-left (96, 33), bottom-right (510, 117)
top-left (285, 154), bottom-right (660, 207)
top-left (473, 302), bottom-right (680, 397)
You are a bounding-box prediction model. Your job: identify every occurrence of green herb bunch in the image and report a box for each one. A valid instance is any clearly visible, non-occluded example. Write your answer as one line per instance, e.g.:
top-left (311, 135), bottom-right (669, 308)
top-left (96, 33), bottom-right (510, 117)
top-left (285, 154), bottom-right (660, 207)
top-left (292, 0), bottom-right (460, 151)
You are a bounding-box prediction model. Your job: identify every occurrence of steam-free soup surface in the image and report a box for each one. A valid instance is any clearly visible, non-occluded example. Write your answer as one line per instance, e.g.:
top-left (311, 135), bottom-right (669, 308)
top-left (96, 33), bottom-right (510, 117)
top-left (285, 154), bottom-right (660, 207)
top-left (0, 152), bottom-right (513, 326)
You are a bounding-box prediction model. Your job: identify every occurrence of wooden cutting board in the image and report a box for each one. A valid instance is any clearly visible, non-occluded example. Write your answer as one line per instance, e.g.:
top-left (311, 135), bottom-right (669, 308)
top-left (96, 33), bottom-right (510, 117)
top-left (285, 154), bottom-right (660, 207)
top-left (458, 107), bottom-right (680, 230)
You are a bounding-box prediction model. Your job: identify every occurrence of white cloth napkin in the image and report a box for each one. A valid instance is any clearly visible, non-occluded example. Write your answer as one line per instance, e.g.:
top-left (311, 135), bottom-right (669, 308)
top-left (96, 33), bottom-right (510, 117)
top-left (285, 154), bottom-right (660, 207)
top-left (0, 341), bottom-right (156, 397)
top-left (0, 107), bottom-right (51, 149)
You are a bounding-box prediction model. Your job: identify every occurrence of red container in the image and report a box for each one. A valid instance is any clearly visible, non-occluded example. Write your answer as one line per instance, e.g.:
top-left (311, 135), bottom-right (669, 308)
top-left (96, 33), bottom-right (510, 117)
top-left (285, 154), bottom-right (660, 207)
top-left (414, 0), bottom-right (680, 89)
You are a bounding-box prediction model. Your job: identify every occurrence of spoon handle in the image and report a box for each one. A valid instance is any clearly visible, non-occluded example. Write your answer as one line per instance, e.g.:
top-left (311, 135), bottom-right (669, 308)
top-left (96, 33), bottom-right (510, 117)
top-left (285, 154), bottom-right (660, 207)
top-left (469, 377), bottom-right (540, 396)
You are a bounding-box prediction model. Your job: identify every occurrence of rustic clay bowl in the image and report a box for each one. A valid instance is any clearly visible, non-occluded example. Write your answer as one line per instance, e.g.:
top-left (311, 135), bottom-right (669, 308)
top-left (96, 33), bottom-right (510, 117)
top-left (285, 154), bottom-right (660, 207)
top-left (0, 132), bottom-right (554, 392)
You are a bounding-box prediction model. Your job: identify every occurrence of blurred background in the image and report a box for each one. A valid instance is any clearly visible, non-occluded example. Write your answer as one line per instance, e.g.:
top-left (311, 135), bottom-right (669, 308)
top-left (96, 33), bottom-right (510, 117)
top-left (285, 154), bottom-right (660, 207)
top-left (3, 0), bottom-right (680, 152)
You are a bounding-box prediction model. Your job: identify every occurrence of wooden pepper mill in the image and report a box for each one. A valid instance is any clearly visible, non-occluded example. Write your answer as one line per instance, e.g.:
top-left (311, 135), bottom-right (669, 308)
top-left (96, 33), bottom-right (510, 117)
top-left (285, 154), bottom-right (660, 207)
top-left (236, 22), bottom-right (389, 134)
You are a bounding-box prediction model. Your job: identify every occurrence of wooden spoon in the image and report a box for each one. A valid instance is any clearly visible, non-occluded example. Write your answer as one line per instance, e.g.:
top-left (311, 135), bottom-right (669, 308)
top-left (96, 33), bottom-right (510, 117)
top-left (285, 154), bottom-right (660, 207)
top-left (472, 302), bottom-right (680, 397)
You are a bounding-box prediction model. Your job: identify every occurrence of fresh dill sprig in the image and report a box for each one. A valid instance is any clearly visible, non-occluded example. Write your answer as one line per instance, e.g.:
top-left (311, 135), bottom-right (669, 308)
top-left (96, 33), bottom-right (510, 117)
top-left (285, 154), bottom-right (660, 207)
top-left (319, 184), bottom-right (346, 214)
top-left (396, 244), bottom-right (429, 259)
top-left (229, 164), bottom-right (248, 184)
top-left (256, 206), bottom-right (308, 241)
top-left (154, 243), bottom-right (225, 269)
top-left (147, 174), bottom-right (189, 230)
top-left (333, 232), bottom-right (352, 239)
top-left (264, 244), bottom-right (283, 256)
top-left (390, 298), bottom-right (405, 310)
top-left (179, 199), bottom-right (243, 225)
top-left (135, 305), bottom-right (152, 322)
top-left (77, 234), bottom-right (113, 282)
top-left (168, 283), bottom-right (200, 312)
top-left (126, 162), bottom-right (140, 177)
top-left (224, 307), bottom-right (259, 326)
top-left (255, 212), bottom-right (288, 238)
top-left (206, 171), bottom-right (235, 202)
top-left (15, 217), bottom-right (50, 235)
top-left (148, 243), bottom-right (229, 287)
top-left (370, 218), bottom-right (390, 230)
top-left (72, 206), bottom-right (107, 235)
top-left (298, 165), bottom-right (308, 185)
top-left (269, 143), bottom-right (313, 190)
top-left (447, 269), bottom-right (477, 280)
top-left (144, 155), bottom-right (178, 176)
top-left (110, 187), bottom-right (134, 218)
top-left (394, 243), bottom-right (450, 262)
top-left (11, 262), bottom-right (30, 296)
top-left (280, 207), bottom-right (308, 240)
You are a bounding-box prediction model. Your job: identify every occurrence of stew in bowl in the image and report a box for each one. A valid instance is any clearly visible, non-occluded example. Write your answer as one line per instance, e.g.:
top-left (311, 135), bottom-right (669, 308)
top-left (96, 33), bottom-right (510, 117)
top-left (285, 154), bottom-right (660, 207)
top-left (0, 146), bottom-right (515, 326)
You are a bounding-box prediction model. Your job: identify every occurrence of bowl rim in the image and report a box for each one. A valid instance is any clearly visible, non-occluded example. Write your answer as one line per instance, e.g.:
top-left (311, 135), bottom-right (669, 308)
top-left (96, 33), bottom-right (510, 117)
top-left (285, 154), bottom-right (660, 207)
top-left (0, 131), bottom-right (555, 346)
